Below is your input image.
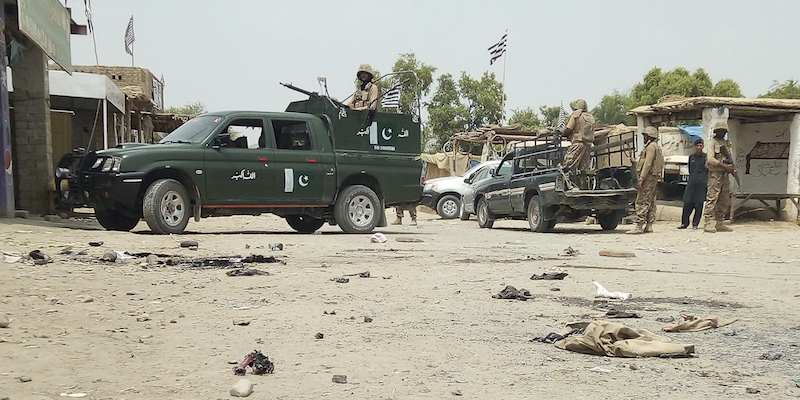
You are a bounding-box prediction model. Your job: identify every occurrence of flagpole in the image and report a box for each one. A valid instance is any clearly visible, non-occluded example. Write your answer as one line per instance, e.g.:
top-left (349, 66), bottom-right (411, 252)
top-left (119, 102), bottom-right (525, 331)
top-left (131, 42), bottom-right (134, 67)
top-left (501, 42), bottom-right (506, 124)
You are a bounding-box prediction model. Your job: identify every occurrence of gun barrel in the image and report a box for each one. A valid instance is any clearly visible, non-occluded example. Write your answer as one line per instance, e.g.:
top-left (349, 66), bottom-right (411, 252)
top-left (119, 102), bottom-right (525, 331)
top-left (280, 82), bottom-right (318, 98)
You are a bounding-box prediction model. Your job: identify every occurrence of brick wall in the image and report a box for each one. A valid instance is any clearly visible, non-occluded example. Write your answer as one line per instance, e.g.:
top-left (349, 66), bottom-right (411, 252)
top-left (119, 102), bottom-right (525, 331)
top-left (73, 65), bottom-right (155, 100)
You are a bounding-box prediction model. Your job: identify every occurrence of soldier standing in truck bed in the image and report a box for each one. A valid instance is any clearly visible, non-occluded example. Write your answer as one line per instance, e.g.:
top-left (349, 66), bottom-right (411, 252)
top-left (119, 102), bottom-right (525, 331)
top-left (347, 64), bottom-right (380, 111)
top-left (703, 121), bottom-right (735, 233)
top-left (628, 126), bottom-right (664, 234)
top-left (562, 99), bottom-right (595, 186)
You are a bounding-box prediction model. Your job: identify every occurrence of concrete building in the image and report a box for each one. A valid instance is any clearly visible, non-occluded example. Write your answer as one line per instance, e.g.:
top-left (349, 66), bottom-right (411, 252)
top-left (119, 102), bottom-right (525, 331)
top-left (630, 97), bottom-right (800, 222)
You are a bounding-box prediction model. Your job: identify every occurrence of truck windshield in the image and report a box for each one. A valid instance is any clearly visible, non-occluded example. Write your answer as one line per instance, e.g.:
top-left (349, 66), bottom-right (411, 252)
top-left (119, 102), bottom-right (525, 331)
top-left (159, 115), bottom-right (223, 144)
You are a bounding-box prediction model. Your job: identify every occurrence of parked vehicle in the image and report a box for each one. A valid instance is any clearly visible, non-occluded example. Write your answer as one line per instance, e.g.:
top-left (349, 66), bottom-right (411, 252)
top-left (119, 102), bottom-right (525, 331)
top-left (470, 136), bottom-right (637, 232)
top-left (459, 160), bottom-right (501, 220)
top-left (55, 90), bottom-right (422, 234)
top-left (420, 160), bottom-right (500, 219)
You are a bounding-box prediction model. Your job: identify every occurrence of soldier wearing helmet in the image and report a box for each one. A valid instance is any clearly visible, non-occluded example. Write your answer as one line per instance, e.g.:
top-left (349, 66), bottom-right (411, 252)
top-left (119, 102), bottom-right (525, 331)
top-left (703, 121), bottom-right (735, 233)
top-left (347, 64), bottom-right (380, 111)
top-left (628, 125), bottom-right (664, 234)
top-left (562, 99), bottom-right (595, 185)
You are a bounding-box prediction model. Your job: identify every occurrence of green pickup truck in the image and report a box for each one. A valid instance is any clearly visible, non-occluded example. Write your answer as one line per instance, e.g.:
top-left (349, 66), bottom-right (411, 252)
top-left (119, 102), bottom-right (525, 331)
top-left (56, 95), bottom-right (422, 234)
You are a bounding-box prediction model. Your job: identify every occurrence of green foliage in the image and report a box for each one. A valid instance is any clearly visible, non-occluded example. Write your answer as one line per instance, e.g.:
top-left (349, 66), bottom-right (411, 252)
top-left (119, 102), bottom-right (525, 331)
top-left (539, 105), bottom-right (562, 128)
top-left (630, 67), bottom-right (743, 107)
top-left (592, 91), bottom-right (635, 125)
top-left (390, 53), bottom-right (436, 116)
top-left (759, 79), bottom-right (800, 99)
top-left (165, 101), bottom-right (208, 116)
top-left (424, 72), bottom-right (504, 152)
top-left (712, 79), bottom-right (744, 97)
top-left (508, 107), bottom-right (542, 130)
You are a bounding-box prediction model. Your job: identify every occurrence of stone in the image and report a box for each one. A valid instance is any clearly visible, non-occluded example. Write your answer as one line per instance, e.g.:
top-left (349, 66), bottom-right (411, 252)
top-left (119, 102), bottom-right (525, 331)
top-left (0, 314), bottom-right (9, 328)
top-left (15, 210), bottom-right (30, 218)
top-left (77, 295), bottom-right (94, 303)
top-left (332, 375), bottom-right (347, 384)
top-left (230, 378), bottom-right (253, 397)
top-left (101, 250), bottom-right (117, 262)
top-left (599, 250), bottom-right (636, 258)
top-left (19, 375), bottom-right (32, 382)
top-left (146, 254), bottom-right (159, 265)
top-left (88, 241), bottom-right (103, 247)
top-left (180, 240), bottom-right (198, 248)
top-left (315, 332), bottom-right (324, 339)
top-left (269, 242), bottom-right (283, 251)
top-left (364, 316), bottom-right (373, 323)
top-left (44, 215), bottom-right (62, 223)
top-left (233, 319), bottom-right (251, 326)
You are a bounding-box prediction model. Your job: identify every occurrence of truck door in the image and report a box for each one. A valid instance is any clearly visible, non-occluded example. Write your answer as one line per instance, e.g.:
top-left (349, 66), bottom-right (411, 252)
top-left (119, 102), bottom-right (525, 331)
top-left (269, 118), bottom-right (331, 205)
top-left (486, 158), bottom-right (514, 215)
top-left (203, 117), bottom-right (276, 205)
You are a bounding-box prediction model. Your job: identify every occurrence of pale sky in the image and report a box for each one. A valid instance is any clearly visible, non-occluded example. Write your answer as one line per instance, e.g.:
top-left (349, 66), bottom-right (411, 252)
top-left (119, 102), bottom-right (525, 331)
top-left (66, 0), bottom-right (800, 118)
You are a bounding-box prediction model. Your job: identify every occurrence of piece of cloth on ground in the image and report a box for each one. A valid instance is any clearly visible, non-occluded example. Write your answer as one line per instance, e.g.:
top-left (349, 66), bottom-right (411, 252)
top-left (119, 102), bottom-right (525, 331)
top-left (492, 285), bottom-right (534, 300)
top-left (662, 315), bottom-right (737, 332)
top-left (554, 320), bottom-right (695, 357)
top-left (530, 272), bottom-right (568, 280)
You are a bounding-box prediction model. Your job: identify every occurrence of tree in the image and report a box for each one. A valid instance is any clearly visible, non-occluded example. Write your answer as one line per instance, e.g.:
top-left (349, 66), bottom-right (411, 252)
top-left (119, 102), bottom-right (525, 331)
top-left (592, 91), bottom-right (634, 125)
top-left (389, 53), bottom-right (436, 117)
top-left (759, 79), bottom-right (800, 99)
top-left (508, 107), bottom-right (542, 130)
top-left (424, 72), bottom-right (504, 152)
top-left (630, 67), bottom-right (743, 106)
top-left (539, 105), bottom-right (562, 128)
top-left (165, 101), bottom-right (207, 116)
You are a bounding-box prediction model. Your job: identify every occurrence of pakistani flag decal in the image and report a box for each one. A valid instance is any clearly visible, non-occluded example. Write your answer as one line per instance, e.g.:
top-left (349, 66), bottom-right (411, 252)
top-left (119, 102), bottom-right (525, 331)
top-left (371, 122), bottom-right (397, 152)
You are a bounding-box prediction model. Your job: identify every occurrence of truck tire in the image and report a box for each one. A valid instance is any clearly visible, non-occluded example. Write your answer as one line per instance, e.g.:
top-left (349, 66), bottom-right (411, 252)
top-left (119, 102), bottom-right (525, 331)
top-left (286, 215), bottom-right (325, 233)
top-left (143, 179), bottom-right (190, 234)
top-left (437, 194), bottom-right (460, 219)
top-left (598, 210), bottom-right (621, 231)
top-left (95, 208), bottom-right (139, 232)
top-left (459, 197), bottom-right (470, 221)
top-left (527, 195), bottom-right (550, 232)
top-left (477, 197), bottom-right (494, 228)
top-left (334, 185), bottom-right (381, 233)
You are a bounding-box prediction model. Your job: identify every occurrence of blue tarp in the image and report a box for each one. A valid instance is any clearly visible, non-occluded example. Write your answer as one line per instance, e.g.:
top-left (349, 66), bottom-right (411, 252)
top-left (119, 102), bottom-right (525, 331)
top-left (678, 125), bottom-right (703, 143)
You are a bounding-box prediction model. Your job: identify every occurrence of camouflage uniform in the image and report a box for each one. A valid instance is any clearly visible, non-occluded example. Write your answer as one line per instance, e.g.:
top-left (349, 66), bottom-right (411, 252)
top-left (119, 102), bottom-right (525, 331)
top-left (393, 203), bottom-right (417, 225)
top-left (629, 126), bottom-right (664, 234)
top-left (563, 99), bottom-right (595, 172)
top-left (703, 121), bottom-right (734, 233)
top-left (347, 64), bottom-right (380, 111)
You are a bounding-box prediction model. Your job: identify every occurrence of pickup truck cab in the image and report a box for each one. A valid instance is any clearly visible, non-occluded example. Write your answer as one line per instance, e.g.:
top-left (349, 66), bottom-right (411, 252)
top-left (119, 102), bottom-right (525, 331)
top-left (470, 136), bottom-right (637, 232)
top-left (57, 95), bottom-right (422, 234)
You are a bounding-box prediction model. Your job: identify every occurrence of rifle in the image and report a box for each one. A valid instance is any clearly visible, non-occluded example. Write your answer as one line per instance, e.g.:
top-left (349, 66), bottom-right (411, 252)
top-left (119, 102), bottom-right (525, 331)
top-left (721, 145), bottom-right (742, 190)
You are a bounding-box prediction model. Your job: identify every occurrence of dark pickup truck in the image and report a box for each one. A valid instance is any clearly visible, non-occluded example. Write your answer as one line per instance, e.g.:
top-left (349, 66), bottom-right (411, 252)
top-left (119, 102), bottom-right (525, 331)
top-left (470, 135), bottom-right (637, 232)
top-left (56, 94), bottom-right (422, 234)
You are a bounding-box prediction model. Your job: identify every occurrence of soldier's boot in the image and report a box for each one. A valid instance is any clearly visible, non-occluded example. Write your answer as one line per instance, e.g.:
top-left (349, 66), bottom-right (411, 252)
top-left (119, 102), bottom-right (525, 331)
top-left (392, 217), bottom-right (402, 225)
top-left (627, 223), bottom-right (645, 234)
top-left (703, 216), bottom-right (716, 233)
top-left (410, 217), bottom-right (417, 226)
top-left (644, 223), bottom-right (653, 233)
top-left (715, 220), bottom-right (732, 232)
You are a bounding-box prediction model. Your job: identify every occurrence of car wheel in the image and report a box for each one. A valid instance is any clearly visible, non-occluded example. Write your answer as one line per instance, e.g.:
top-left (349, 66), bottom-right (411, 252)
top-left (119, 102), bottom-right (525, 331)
top-left (286, 215), bottom-right (325, 233)
top-left (477, 197), bottom-right (494, 228)
top-left (527, 195), bottom-right (550, 232)
top-left (598, 210), bottom-right (621, 231)
top-left (143, 179), bottom-right (191, 234)
top-left (334, 185), bottom-right (381, 233)
top-left (459, 197), bottom-right (470, 221)
top-left (437, 194), bottom-right (460, 219)
top-left (95, 208), bottom-right (140, 232)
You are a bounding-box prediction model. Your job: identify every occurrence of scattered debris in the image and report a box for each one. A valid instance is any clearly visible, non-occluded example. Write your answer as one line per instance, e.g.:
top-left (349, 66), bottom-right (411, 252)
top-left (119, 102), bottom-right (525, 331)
top-left (396, 237), bottom-right (424, 243)
top-left (344, 271), bottom-right (371, 278)
top-left (269, 242), bottom-right (284, 251)
top-left (530, 272), bottom-right (568, 280)
top-left (233, 350), bottom-right (274, 375)
top-left (553, 321), bottom-right (695, 357)
top-left (0, 314), bottom-right (9, 328)
top-left (29, 250), bottom-right (51, 263)
top-left (561, 246), bottom-right (580, 256)
top-left (593, 281), bottom-right (632, 300)
top-left (88, 241), bottom-right (103, 247)
top-left (59, 393), bottom-right (87, 398)
top-left (233, 320), bottom-right (251, 326)
top-left (230, 378), bottom-right (254, 397)
top-left (315, 332), bottom-right (324, 339)
top-left (635, 246), bottom-right (679, 254)
top-left (745, 388), bottom-right (760, 394)
top-left (452, 389), bottom-right (463, 396)
top-left (3, 252), bottom-right (21, 263)
top-left (190, 255), bottom-right (283, 269)
top-left (180, 240), bottom-right (198, 248)
top-left (370, 232), bottom-right (387, 243)
top-left (227, 268), bottom-right (270, 277)
top-left (332, 375), bottom-right (347, 384)
top-left (662, 315), bottom-right (737, 332)
top-left (364, 316), bottom-right (373, 323)
top-left (550, 288), bottom-right (561, 291)
top-left (656, 316), bottom-right (675, 323)
top-left (589, 366), bottom-right (611, 373)
top-left (604, 310), bottom-right (642, 319)
top-left (331, 277), bottom-right (349, 283)
top-left (100, 250), bottom-right (117, 262)
top-left (759, 353), bottom-right (783, 361)
top-left (492, 285), bottom-right (534, 300)
top-left (19, 376), bottom-right (32, 382)
top-left (599, 250), bottom-right (636, 258)
top-left (323, 311), bottom-right (336, 315)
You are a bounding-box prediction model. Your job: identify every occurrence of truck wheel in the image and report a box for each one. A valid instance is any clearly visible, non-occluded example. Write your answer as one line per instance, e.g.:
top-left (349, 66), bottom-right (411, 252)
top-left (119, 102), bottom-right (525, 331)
top-left (437, 194), bottom-right (460, 219)
top-left (477, 198), bottom-right (494, 228)
top-left (527, 195), bottom-right (550, 232)
top-left (334, 185), bottom-right (381, 233)
top-left (459, 197), bottom-right (470, 221)
top-left (286, 215), bottom-right (325, 233)
top-left (598, 210), bottom-right (621, 230)
top-left (143, 179), bottom-right (190, 234)
top-left (95, 208), bottom-right (139, 232)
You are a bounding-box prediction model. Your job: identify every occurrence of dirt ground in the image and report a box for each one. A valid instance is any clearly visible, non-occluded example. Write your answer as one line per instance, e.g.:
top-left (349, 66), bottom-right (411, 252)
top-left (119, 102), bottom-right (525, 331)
top-left (1, 207), bottom-right (799, 399)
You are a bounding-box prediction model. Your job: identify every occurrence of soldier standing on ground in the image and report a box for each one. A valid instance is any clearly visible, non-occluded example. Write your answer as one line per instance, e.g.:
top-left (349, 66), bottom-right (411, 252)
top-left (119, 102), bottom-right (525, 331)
top-left (628, 126), bottom-right (664, 234)
top-left (703, 121), bottom-right (735, 233)
top-left (392, 203), bottom-right (417, 226)
top-left (562, 99), bottom-right (596, 186)
top-left (678, 139), bottom-right (708, 230)
top-left (347, 64), bottom-right (380, 111)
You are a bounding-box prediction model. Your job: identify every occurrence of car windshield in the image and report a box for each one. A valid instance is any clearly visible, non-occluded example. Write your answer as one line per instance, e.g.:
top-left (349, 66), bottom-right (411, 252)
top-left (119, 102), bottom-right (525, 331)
top-left (461, 161), bottom-right (497, 178)
top-left (159, 115), bottom-right (224, 144)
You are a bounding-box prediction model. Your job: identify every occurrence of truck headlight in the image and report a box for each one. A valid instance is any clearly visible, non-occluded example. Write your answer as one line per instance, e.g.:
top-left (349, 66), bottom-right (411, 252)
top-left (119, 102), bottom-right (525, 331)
top-left (100, 157), bottom-right (121, 172)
